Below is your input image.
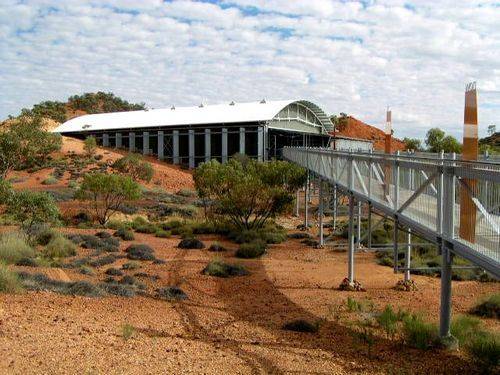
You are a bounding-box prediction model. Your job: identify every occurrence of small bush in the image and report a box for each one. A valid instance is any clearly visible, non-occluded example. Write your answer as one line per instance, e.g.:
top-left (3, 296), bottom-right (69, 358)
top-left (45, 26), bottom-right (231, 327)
top-left (470, 293), bottom-right (500, 319)
top-left (346, 297), bottom-right (374, 313)
top-left (156, 286), bottom-right (188, 301)
top-left (178, 238), bottom-right (205, 249)
top-left (287, 232), bottom-right (312, 239)
top-left (177, 189), bottom-right (196, 197)
top-left (99, 283), bottom-right (137, 297)
top-left (0, 264), bottom-right (23, 293)
top-left (18, 272), bottom-right (104, 297)
top-left (95, 231), bottom-right (112, 239)
top-left (81, 234), bottom-right (119, 252)
top-left (125, 244), bottom-right (155, 261)
top-left (0, 232), bottom-right (35, 264)
top-left (119, 275), bottom-right (137, 285)
top-left (41, 176), bottom-right (58, 185)
top-left (283, 319), bottom-right (319, 333)
top-left (105, 267), bottom-right (124, 276)
top-left (122, 261), bottom-right (141, 270)
top-left (228, 229), bottom-right (261, 244)
top-left (113, 153), bottom-right (154, 182)
top-left (16, 257), bottom-right (40, 267)
top-left (202, 259), bottom-right (249, 278)
top-left (44, 235), bottom-right (77, 258)
top-left (155, 229), bottom-right (171, 238)
top-left (134, 223), bottom-right (158, 234)
top-left (79, 266), bottom-right (95, 275)
top-left (122, 324), bottom-right (135, 340)
top-left (114, 228), bottom-right (135, 241)
top-left (402, 314), bottom-right (438, 350)
top-left (208, 242), bottom-right (226, 252)
top-left (451, 315), bottom-right (483, 344)
top-left (235, 241), bottom-right (266, 259)
top-left (88, 254), bottom-right (117, 267)
top-left (35, 227), bottom-right (57, 246)
top-left (466, 332), bottom-right (500, 372)
top-left (377, 305), bottom-right (399, 338)
top-left (106, 219), bottom-right (130, 230)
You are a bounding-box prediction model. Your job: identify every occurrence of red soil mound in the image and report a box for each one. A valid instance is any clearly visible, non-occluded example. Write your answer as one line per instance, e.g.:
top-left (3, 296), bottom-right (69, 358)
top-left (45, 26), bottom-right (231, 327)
top-left (333, 116), bottom-right (406, 152)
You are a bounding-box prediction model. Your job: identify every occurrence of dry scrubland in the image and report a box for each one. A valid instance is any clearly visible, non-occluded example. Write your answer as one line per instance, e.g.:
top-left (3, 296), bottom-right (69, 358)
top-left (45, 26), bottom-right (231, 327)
top-left (0, 137), bottom-right (498, 374)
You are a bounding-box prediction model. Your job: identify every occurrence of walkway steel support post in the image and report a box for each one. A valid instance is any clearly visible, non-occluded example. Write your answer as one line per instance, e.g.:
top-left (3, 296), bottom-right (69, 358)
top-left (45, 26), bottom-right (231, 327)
top-left (295, 189), bottom-right (300, 217)
top-left (367, 204), bottom-right (372, 250)
top-left (333, 185), bottom-right (337, 230)
top-left (257, 127), bottom-right (264, 161)
top-left (319, 179), bottom-right (324, 246)
top-left (357, 201), bottom-right (362, 250)
top-left (348, 193), bottom-right (355, 283)
top-left (304, 172), bottom-right (309, 228)
top-left (440, 163), bottom-right (456, 340)
top-left (404, 228), bottom-right (411, 282)
top-left (158, 131), bottom-right (164, 160)
top-left (393, 219), bottom-right (399, 273)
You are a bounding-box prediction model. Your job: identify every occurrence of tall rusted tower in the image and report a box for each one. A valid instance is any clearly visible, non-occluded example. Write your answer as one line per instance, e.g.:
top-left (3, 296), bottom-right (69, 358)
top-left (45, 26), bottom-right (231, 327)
top-left (459, 82), bottom-right (478, 242)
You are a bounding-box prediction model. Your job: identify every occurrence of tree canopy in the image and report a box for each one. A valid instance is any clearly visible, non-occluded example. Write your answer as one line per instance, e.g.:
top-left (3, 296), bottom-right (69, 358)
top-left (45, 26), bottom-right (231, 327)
top-left (403, 137), bottom-right (423, 152)
top-left (112, 153), bottom-right (154, 183)
top-left (194, 156), bottom-right (306, 229)
top-left (76, 173), bottom-right (142, 225)
top-left (0, 116), bottom-right (62, 178)
top-left (425, 128), bottom-right (462, 153)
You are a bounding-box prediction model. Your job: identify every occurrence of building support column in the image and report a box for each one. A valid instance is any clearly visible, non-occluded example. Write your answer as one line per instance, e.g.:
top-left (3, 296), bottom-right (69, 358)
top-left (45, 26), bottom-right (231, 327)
top-left (221, 128), bottom-right (228, 163)
top-left (295, 189), bottom-right (300, 217)
top-left (115, 133), bottom-right (122, 149)
top-left (257, 127), bottom-right (264, 161)
top-left (189, 129), bottom-right (195, 169)
top-left (173, 130), bottom-right (179, 165)
top-left (102, 133), bottom-right (109, 147)
top-left (158, 131), bottom-right (164, 160)
top-left (205, 129), bottom-right (211, 162)
top-left (357, 201), bottom-right (362, 250)
top-left (239, 127), bottom-right (245, 154)
top-left (143, 131), bottom-right (149, 155)
top-left (129, 132), bottom-right (135, 153)
top-left (333, 185), bottom-right (337, 230)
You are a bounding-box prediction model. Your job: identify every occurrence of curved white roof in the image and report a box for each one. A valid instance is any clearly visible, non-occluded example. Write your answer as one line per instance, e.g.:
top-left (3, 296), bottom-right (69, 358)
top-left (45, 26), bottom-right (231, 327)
top-left (53, 99), bottom-right (332, 133)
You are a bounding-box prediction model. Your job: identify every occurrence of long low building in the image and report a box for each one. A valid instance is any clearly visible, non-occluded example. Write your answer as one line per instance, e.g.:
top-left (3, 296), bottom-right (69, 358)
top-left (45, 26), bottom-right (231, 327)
top-left (53, 99), bottom-right (371, 167)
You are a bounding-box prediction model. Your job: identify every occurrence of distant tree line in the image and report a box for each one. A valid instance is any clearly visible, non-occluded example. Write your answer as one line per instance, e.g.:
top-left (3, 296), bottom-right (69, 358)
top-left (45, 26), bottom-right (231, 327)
top-left (16, 92), bottom-right (146, 123)
top-left (403, 128), bottom-right (462, 154)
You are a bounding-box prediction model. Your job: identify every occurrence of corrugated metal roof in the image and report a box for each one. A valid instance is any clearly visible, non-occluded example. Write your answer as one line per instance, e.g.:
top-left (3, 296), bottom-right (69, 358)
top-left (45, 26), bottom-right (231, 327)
top-left (53, 99), bottom-right (332, 133)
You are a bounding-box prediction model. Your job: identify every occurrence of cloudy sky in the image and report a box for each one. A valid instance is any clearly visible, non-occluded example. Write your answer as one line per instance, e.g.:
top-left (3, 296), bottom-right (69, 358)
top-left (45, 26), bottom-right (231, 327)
top-left (1, 0), bottom-right (499, 139)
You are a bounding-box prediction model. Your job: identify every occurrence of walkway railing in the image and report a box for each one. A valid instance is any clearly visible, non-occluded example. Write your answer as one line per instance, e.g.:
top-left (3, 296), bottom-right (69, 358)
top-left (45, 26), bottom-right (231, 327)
top-left (283, 147), bottom-right (500, 279)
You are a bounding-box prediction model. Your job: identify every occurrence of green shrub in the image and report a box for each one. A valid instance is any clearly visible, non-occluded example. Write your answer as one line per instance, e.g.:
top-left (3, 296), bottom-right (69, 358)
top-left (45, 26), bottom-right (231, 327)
top-left (178, 238), bottom-right (205, 249)
top-left (0, 263), bottom-right (23, 293)
top-left (402, 314), bottom-right (438, 350)
top-left (155, 286), bottom-right (188, 300)
top-left (83, 136), bottom-right (97, 157)
top-left (114, 228), bottom-right (135, 241)
top-left (377, 305), bottom-right (399, 338)
top-left (155, 229), bottom-right (171, 238)
top-left (44, 234), bottom-right (77, 258)
top-left (18, 272), bottom-right (104, 297)
top-left (122, 261), bottom-right (141, 270)
top-left (134, 223), bottom-right (158, 234)
top-left (283, 319), bottom-right (319, 333)
top-left (208, 242), bottom-right (226, 252)
top-left (0, 232), bottom-right (35, 264)
top-left (42, 176), bottom-right (58, 185)
top-left (346, 297), bottom-right (374, 313)
top-left (177, 189), bottom-right (196, 197)
top-left (235, 241), bottom-right (266, 259)
top-left (35, 227), bottom-right (57, 246)
top-left (451, 315), bottom-right (482, 344)
top-left (113, 153), bottom-right (154, 182)
top-left (79, 266), bottom-right (95, 275)
top-left (106, 219), bottom-right (131, 230)
top-left (68, 180), bottom-right (79, 189)
top-left (470, 293), bottom-right (500, 319)
top-left (202, 259), bottom-right (249, 278)
top-left (466, 332), bottom-right (500, 372)
top-left (122, 323), bottom-right (136, 340)
top-left (125, 244), bottom-right (155, 261)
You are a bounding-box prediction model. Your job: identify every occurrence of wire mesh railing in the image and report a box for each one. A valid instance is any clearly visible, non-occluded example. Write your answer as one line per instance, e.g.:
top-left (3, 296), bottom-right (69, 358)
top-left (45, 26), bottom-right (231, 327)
top-left (283, 147), bottom-right (500, 278)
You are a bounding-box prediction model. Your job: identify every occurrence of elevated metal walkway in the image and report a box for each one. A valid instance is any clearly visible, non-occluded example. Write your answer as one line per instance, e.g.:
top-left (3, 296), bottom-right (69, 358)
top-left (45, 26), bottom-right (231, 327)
top-left (284, 146), bottom-right (500, 338)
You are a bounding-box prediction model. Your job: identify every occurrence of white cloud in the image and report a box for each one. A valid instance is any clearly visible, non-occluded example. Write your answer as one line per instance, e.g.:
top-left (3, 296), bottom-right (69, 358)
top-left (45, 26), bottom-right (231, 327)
top-left (0, 0), bottom-right (499, 140)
